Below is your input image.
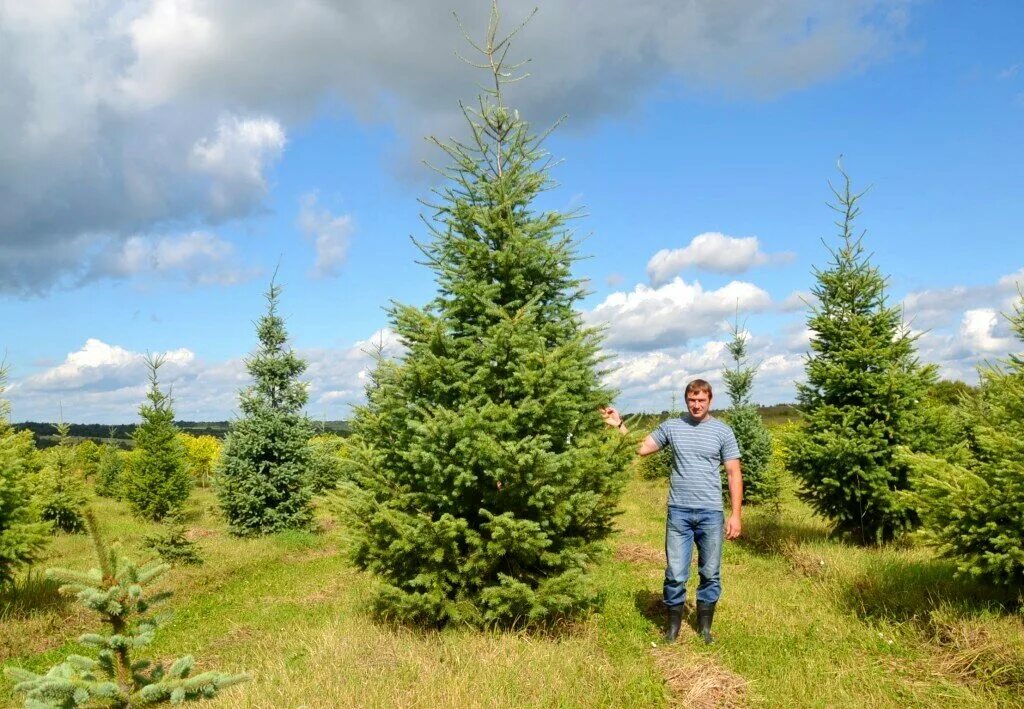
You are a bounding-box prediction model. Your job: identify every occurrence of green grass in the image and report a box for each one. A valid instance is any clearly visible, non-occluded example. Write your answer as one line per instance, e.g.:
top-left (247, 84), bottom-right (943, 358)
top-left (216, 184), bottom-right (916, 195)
top-left (2, 478), bottom-right (1022, 707)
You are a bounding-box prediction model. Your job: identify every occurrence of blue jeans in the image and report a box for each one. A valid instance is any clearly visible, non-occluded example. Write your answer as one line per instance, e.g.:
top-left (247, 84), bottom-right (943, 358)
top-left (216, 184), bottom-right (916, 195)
top-left (664, 506), bottom-right (724, 607)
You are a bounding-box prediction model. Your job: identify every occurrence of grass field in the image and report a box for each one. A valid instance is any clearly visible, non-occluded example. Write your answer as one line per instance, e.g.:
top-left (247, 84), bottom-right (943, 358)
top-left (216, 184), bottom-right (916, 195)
top-left (2, 475), bottom-right (1022, 708)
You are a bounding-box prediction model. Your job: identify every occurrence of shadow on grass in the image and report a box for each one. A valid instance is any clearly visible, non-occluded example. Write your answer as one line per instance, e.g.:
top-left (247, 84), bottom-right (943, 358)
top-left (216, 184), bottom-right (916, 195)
top-left (841, 556), bottom-right (1020, 623)
top-left (735, 512), bottom-right (833, 556)
top-left (0, 569), bottom-right (69, 620)
top-left (633, 589), bottom-right (705, 639)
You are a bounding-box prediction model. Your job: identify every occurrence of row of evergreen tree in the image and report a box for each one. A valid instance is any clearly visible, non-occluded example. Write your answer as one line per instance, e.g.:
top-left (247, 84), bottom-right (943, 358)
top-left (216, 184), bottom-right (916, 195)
top-left (2, 5), bottom-right (1021, 641)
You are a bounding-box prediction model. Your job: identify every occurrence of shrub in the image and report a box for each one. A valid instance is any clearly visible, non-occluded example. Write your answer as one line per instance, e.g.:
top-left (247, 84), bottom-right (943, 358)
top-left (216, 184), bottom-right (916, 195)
top-left (905, 297), bottom-right (1024, 586)
top-left (0, 368), bottom-right (50, 585)
top-left (33, 422), bottom-right (88, 534)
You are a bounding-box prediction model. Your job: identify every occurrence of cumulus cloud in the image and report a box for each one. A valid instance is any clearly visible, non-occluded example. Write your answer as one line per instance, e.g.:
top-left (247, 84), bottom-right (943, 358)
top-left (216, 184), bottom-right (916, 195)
top-left (647, 233), bottom-right (794, 284)
top-left (902, 267), bottom-right (1023, 330)
top-left (298, 194), bottom-right (355, 278)
top-left (586, 277), bottom-right (772, 350)
top-left (0, 0), bottom-right (913, 294)
top-left (83, 231), bottom-right (261, 286)
top-left (6, 330), bottom-right (402, 423)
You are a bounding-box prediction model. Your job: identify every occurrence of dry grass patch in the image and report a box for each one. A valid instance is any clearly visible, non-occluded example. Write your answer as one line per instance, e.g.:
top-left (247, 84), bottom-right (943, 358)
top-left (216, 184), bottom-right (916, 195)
top-left (652, 646), bottom-right (747, 708)
top-left (616, 542), bottom-right (663, 566)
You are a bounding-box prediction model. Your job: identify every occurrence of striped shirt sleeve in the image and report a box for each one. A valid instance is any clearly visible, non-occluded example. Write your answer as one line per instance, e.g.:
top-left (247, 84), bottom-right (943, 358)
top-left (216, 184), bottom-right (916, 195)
top-left (721, 426), bottom-right (741, 461)
top-left (651, 423), bottom-right (670, 450)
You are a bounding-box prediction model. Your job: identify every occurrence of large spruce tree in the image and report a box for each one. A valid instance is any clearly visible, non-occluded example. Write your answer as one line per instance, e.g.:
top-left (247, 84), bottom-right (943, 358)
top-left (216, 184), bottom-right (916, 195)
top-left (217, 281), bottom-right (313, 536)
top-left (339, 6), bottom-right (633, 627)
top-left (0, 367), bottom-right (50, 585)
top-left (722, 322), bottom-right (773, 503)
top-left (905, 296), bottom-right (1024, 586)
top-left (789, 166), bottom-right (936, 543)
top-left (124, 356), bottom-right (190, 521)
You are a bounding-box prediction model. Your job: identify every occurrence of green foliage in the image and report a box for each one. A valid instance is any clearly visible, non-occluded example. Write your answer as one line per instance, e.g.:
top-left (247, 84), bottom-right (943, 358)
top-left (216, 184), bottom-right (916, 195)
top-left (307, 434), bottom-right (348, 494)
top-left (722, 323), bottom-right (774, 504)
top-left (339, 9), bottom-right (633, 628)
top-left (217, 282), bottom-right (314, 536)
top-left (634, 440), bottom-right (672, 480)
top-left (143, 515), bottom-right (202, 566)
top-left (93, 438), bottom-right (125, 500)
top-left (904, 298), bottom-right (1024, 586)
top-left (927, 379), bottom-right (977, 407)
top-left (788, 166), bottom-right (937, 544)
top-left (0, 368), bottom-right (51, 586)
top-left (4, 509), bottom-right (247, 707)
top-left (123, 356), bottom-right (190, 522)
top-left (33, 422), bottom-right (88, 534)
top-left (71, 440), bottom-right (102, 480)
top-left (180, 433), bottom-right (221, 488)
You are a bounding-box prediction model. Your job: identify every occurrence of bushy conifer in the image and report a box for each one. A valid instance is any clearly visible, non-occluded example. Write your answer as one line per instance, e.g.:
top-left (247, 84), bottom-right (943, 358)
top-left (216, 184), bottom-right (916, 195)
top-left (905, 297), bottom-right (1024, 586)
top-left (339, 6), bottom-right (633, 627)
top-left (4, 509), bottom-right (246, 705)
top-left (722, 323), bottom-right (773, 503)
top-left (307, 434), bottom-right (348, 494)
top-left (123, 356), bottom-right (190, 522)
top-left (94, 437), bottom-right (124, 500)
top-left (33, 422), bottom-right (88, 533)
top-left (217, 282), bottom-right (314, 535)
top-left (789, 166), bottom-right (936, 543)
top-left (181, 433), bottom-right (221, 488)
top-left (0, 367), bottom-right (50, 585)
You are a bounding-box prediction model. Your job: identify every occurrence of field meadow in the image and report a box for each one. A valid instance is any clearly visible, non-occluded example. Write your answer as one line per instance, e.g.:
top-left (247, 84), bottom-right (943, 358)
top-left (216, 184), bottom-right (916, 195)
top-left (2, 463), bottom-right (1022, 708)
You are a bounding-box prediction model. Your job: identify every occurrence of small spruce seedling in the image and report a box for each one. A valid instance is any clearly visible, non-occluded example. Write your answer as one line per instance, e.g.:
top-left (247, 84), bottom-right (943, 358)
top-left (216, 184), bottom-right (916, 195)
top-left (4, 509), bottom-right (248, 707)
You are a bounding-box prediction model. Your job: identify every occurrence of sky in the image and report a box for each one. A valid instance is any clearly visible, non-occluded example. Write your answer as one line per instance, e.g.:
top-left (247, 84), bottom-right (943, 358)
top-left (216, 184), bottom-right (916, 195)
top-left (1, 0), bottom-right (1022, 423)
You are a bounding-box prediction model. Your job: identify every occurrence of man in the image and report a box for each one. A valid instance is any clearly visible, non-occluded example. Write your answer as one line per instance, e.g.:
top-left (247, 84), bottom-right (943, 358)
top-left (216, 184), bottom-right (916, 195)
top-left (603, 379), bottom-right (742, 644)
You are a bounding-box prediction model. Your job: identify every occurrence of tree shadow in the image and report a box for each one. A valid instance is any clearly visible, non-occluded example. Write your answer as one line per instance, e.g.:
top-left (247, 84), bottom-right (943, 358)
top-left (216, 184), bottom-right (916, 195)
top-left (736, 512), bottom-right (834, 556)
top-left (0, 569), bottom-right (70, 620)
top-left (841, 556), bottom-right (1020, 623)
top-left (634, 589), bottom-right (701, 636)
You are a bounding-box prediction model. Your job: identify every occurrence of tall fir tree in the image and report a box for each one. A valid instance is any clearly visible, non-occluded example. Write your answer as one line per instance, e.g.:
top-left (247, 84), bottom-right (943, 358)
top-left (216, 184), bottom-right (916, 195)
top-left (789, 165), bottom-right (937, 543)
top-left (722, 320), bottom-right (773, 503)
top-left (339, 5), bottom-right (634, 627)
top-left (123, 356), bottom-right (190, 522)
top-left (904, 295), bottom-right (1024, 586)
top-left (217, 281), bottom-right (313, 536)
top-left (0, 366), bottom-right (50, 585)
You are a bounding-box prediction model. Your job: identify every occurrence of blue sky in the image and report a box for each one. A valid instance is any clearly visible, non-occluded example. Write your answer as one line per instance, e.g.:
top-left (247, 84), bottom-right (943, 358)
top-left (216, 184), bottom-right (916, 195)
top-left (1, 0), bottom-right (1021, 423)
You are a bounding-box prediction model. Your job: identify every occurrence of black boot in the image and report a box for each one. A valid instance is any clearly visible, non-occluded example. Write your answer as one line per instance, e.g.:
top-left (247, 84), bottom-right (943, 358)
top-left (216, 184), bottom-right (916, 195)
top-left (696, 601), bottom-right (716, 644)
top-left (665, 605), bottom-right (684, 642)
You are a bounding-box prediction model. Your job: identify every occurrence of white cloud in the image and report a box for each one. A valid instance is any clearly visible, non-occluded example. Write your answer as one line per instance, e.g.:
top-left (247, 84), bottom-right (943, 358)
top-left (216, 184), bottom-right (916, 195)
top-left (6, 329), bottom-right (402, 423)
top-left (0, 0), bottom-right (913, 294)
top-left (83, 231), bottom-right (261, 286)
top-left (298, 194), bottom-right (355, 279)
top-left (780, 290), bottom-right (815, 312)
top-left (587, 277), bottom-right (772, 350)
top-left (647, 232), bottom-right (793, 284)
top-left (189, 115), bottom-right (286, 216)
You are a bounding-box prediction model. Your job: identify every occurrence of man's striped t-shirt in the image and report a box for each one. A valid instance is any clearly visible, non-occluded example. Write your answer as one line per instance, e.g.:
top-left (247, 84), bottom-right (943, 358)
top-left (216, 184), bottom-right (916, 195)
top-left (651, 415), bottom-right (741, 511)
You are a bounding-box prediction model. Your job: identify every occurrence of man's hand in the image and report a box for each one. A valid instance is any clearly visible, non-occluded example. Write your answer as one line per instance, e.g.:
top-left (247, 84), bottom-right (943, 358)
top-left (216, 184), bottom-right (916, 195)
top-left (725, 514), bottom-right (742, 541)
top-left (601, 406), bottom-right (625, 432)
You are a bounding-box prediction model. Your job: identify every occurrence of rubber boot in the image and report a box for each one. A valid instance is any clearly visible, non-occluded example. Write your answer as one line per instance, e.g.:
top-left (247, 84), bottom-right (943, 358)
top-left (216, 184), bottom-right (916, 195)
top-left (696, 601), bottom-right (716, 644)
top-left (665, 605), bottom-right (684, 642)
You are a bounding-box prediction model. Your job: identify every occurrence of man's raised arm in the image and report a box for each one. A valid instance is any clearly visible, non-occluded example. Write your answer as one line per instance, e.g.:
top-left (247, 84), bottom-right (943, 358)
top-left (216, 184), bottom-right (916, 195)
top-left (600, 406), bottom-right (662, 457)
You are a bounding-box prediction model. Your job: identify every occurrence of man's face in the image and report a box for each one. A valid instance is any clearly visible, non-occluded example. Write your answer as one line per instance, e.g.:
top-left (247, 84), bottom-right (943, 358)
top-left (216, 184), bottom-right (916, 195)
top-left (686, 391), bottom-right (711, 419)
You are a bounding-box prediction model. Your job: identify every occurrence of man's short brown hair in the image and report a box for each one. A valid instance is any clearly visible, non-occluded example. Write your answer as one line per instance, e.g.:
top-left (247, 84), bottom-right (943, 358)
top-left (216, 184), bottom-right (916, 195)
top-left (684, 379), bottom-right (713, 398)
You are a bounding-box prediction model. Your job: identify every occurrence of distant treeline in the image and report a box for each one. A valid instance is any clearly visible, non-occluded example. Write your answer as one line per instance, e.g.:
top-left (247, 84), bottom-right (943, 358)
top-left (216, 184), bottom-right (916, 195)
top-left (625, 403), bottom-right (799, 431)
top-left (13, 419), bottom-right (352, 448)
